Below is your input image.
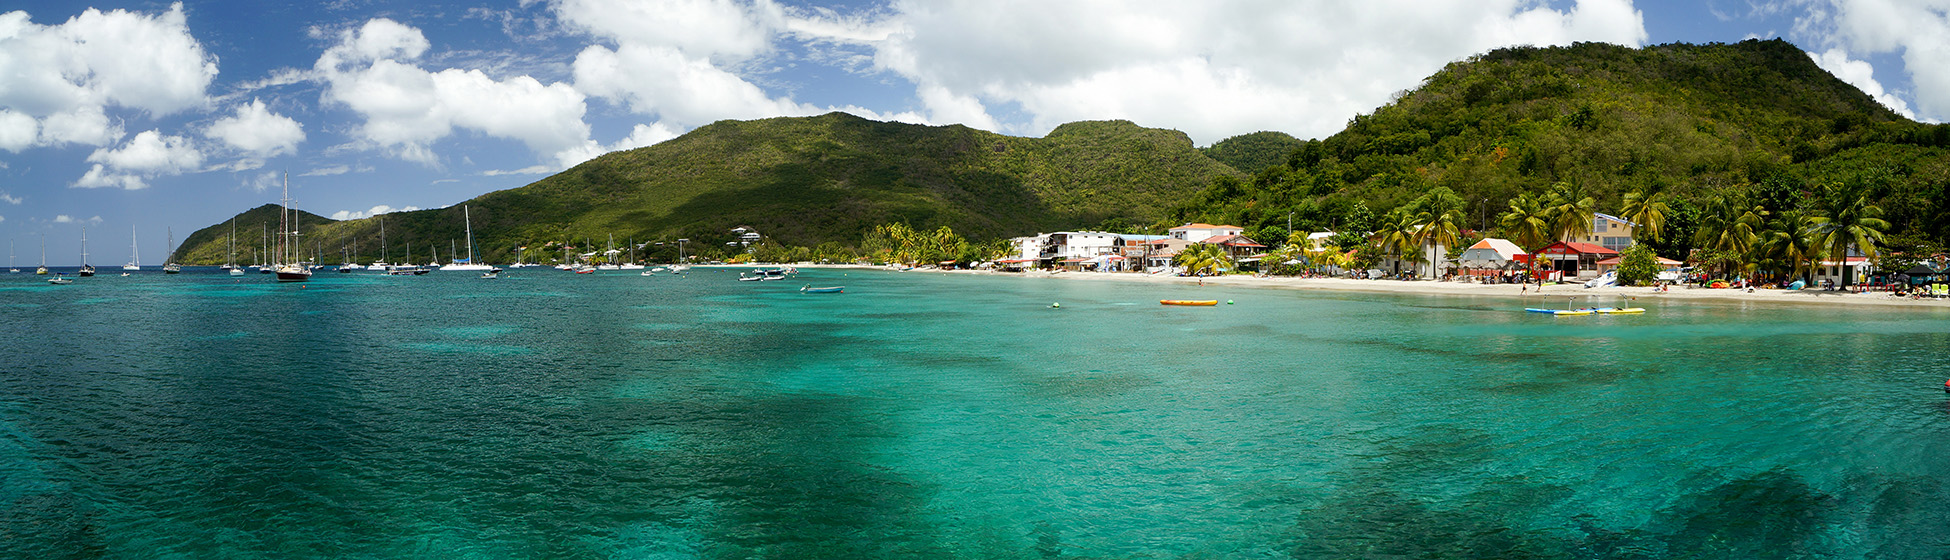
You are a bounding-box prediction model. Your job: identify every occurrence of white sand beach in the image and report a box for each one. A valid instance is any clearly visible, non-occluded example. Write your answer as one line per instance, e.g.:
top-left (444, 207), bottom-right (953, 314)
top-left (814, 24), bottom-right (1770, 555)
top-left (784, 264), bottom-right (1950, 309)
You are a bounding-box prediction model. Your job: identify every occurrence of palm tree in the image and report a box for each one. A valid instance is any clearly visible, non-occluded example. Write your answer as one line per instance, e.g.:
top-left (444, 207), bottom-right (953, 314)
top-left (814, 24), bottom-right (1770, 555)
top-left (1499, 193), bottom-right (1553, 251)
top-left (1693, 196), bottom-right (1767, 278)
top-left (1547, 181), bottom-right (1596, 244)
top-left (1372, 209), bottom-right (1419, 276)
top-left (1762, 210), bottom-right (1821, 285)
top-left (1414, 209), bottom-right (1462, 279)
top-left (1621, 190), bottom-right (1669, 243)
top-left (1809, 182), bottom-right (1890, 290)
top-left (1173, 243), bottom-right (1233, 276)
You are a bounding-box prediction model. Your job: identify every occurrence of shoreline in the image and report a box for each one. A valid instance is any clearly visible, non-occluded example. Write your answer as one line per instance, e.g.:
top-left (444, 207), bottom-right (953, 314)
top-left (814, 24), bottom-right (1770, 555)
top-left (764, 264), bottom-right (1950, 310)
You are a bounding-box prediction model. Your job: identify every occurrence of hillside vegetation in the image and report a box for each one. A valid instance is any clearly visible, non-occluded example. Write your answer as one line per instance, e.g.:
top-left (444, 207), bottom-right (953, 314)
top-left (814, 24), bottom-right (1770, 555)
top-left (174, 113), bottom-right (1241, 264)
top-left (1169, 39), bottom-right (1950, 259)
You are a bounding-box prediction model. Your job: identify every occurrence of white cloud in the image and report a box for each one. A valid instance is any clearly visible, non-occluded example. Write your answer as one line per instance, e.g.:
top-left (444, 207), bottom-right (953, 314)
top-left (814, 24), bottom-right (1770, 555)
top-left (546, 0), bottom-right (1648, 143)
top-left (0, 3), bottom-right (216, 148)
top-left (1790, 0), bottom-right (1950, 121)
top-left (0, 110), bottom-right (36, 151)
top-left (546, 121), bottom-right (685, 170)
top-left (849, 0), bottom-right (1649, 143)
top-left (301, 165), bottom-right (358, 176)
top-left (52, 214), bottom-right (101, 224)
top-left (0, 191), bottom-right (19, 204)
top-left (1810, 48), bottom-right (1916, 118)
top-left (205, 99), bottom-right (305, 156)
top-left (330, 204), bottom-right (419, 220)
top-left (314, 18), bottom-right (596, 170)
top-left (73, 129), bottom-right (206, 189)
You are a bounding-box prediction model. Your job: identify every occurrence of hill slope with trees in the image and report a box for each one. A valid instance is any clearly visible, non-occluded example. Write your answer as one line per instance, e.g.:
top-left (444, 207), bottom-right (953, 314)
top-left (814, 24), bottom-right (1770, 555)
top-left (1167, 39), bottom-right (1950, 275)
top-left (174, 113), bottom-right (1243, 265)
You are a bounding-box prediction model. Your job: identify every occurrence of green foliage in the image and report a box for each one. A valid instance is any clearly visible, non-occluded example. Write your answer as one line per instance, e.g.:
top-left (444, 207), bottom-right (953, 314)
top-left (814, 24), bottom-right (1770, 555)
top-left (1615, 243), bottom-right (1661, 286)
top-left (1203, 131), bottom-right (1308, 172)
top-left (1165, 39), bottom-right (1950, 262)
top-left (1173, 243), bottom-right (1233, 275)
top-left (176, 114), bottom-right (1241, 264)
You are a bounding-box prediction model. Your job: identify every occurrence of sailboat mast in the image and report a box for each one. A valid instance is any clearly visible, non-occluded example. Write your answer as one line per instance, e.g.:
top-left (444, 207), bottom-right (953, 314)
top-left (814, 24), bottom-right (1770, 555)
top-left (464, 205), bottom-right (475, 263)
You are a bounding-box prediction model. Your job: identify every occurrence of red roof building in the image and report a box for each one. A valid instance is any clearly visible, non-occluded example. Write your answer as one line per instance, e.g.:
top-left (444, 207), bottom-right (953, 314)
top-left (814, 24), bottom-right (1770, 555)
top-left (1536, 241), bottom-right (1617, 278)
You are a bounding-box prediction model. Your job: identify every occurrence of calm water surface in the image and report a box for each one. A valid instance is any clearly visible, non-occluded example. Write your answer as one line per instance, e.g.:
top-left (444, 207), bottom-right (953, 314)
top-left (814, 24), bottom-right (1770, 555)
top-left (4, 267), bottom-right (1950, 558)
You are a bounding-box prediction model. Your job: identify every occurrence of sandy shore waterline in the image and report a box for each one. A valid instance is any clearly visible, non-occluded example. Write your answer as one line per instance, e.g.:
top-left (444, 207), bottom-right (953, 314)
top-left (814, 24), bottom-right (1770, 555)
top-left (753, 264), bottom-right (1950, 310)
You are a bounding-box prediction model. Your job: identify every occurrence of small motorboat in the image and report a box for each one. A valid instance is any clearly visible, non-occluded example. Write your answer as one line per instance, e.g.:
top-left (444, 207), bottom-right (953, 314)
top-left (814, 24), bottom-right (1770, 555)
top-left (1160, 300), bottom-right (1218, 306)
top-left (801, 285), bottom-right (843, 293)
top-left (47, 274), bottom-right (72, 285)
top-left (480, 271), bottom-right (499, 279)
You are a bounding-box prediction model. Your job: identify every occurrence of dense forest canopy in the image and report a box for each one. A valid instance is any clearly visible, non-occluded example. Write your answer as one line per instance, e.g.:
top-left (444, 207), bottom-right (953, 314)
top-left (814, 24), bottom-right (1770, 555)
top-left (1167, 39), bottom-right (1950, 263)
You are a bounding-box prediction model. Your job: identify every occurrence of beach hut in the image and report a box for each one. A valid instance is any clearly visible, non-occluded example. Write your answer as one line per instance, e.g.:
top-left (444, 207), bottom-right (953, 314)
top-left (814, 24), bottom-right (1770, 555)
top-left (1459, 238), bottom-right (1527, 268)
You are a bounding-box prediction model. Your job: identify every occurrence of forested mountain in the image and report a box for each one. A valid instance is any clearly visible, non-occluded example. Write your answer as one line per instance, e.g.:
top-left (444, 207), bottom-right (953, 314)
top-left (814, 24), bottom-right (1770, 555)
top-left (1170, 39), bottom-right (1950, 258)
top-left (176, 39), bottom-right (1950, 266)
top-left (173, 113), bottom-right (1241, 264)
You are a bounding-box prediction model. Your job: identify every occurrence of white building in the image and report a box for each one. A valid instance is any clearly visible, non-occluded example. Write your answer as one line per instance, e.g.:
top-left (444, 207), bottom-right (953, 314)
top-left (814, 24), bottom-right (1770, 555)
top-left (1169, 223), bottom-right (1244, 243)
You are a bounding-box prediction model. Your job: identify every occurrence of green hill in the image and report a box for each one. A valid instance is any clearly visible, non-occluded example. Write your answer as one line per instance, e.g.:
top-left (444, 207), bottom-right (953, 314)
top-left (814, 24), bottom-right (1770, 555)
top-left (1202, 131), bottom-right (1307, 173)
top-left (173, 113), bottom-right (1243, 264)
top-left (1170, 39), bottom-right (1950, 252)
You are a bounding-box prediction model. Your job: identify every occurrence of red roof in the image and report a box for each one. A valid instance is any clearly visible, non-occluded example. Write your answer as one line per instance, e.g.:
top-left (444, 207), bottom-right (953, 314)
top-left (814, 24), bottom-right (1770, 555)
top-left (1537, 241), bottom-right (1617, 256)
top-left (1200, 234), bottom-right (1265, 248)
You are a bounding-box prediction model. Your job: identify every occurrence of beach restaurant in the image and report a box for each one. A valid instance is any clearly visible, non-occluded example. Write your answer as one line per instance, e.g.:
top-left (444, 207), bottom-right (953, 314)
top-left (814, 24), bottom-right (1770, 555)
top-left (1536, 241), bottom-right (1617, 279)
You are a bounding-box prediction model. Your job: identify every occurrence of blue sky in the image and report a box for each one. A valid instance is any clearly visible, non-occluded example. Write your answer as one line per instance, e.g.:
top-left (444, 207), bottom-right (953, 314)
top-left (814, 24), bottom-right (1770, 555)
top-left (1, 0), bottom-right (1942, 265)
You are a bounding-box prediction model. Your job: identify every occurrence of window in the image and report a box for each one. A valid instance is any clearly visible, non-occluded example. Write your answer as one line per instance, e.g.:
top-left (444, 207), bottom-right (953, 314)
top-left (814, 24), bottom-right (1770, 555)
top-left (1594, 218), bottom-right (1607, 233)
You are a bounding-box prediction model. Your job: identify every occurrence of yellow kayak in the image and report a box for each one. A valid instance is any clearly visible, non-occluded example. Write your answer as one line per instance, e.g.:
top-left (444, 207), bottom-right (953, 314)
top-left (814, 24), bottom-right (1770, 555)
top-left (1161, 300), bottom-right (1219, 306)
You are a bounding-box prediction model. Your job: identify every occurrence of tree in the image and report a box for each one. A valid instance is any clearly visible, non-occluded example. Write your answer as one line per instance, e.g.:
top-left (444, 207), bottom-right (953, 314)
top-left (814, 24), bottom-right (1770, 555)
top-left (1413, 208), bottom-right (1462, 279)
top-left (1809, 182), bottom-right (1890, 290)
top-left (1547, 181), bottom-right (1596, 244)
top-left (1615, 243), bottom-right (1661, 286)
top-left (1621, 190), bottom-right (1669, 243)
top-left (1373, 209), bottom-right (1419, 276)
top-left (1498, 193), bottom-right (1554, 251)
top-left (1173, 243), bottom-right (1233, 276)
top-left (1761, 210), bottom-right (1820, 284)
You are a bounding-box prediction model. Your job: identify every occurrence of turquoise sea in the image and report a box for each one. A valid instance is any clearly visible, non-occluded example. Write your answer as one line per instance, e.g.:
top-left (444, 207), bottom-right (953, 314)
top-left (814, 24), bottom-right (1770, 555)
top-left (5, 267), bottom-right (1950, 558)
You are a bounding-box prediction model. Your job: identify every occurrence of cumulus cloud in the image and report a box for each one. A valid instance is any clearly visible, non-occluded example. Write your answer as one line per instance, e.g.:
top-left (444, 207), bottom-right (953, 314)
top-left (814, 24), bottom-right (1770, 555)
top-left (1810, 48), bottom-right (1916, 118)
top-left (73, 130), bottom-right (206, 189)
top-left (852, 0), bottom-right (1649, 143)
top-left (542, 121), bottom-right (685, 171)
top-left (314, 18), bottom-right (597, 170)
top-left (546, 0), bottom-right (1647, 144)
top-left (0, 190), bottom-right (19, 204)
top-left (1790, 0), bottom-right (1950, 121)
top-left (0, 3), bottom-right (217, 148)
top-left (205, 99), bottom-right (305, 156)
top-left (52, 214), bottom-right (102, 224)
top-left (330, 204), bottom-right (419, 220)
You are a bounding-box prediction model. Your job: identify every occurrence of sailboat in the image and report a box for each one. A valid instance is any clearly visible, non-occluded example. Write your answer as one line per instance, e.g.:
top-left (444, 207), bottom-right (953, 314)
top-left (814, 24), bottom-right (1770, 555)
top-left (36, 235), bottom-right (47, 275)
top-left (77, 226), bottom-right (94, 277)
top-left (225, 218), bottom-right (244, 276)
top-left (161, 228), bottom-right (181, 274)
top-left (124, 225), bottom-right (141, 271)
top-left (620, 238), bottom-right (645, 270)
top-left (273, 173), bottom-right (311, 282)
top-left (442, 205), bottom-right (496, 271)
top-left (8, 239), bottom-right (17, 273)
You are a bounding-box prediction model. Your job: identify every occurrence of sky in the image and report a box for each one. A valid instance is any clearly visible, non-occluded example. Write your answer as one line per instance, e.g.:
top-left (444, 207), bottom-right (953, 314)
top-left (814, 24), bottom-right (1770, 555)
top-left (1, 0), bottom-right (1946, 265)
